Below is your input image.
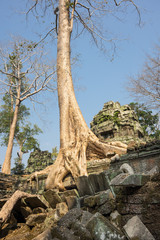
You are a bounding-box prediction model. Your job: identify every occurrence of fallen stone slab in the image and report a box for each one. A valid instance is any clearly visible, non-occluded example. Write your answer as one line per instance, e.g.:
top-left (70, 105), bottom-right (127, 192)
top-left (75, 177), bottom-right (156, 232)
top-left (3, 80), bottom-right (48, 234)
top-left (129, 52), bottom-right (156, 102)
top-left (24, 196), bottom-right (47, 209)
top-left (76, 176), bottom-right (95, 196)
top-left (110, 173), bottom-right (150, 187)
top-left (84, 189), bottom-right (114, 207)
top-left (59, 189), bottom-right (79, 202)
top-left (88, 173), bottom-right (106, 193)
top-left (123, 215), bottom-right (155, 240)
top-left (26, 213), bottom-right (47, 227)
top-left (76, 170), bottom-right (112, 197)
top-left (65, 196), bottom-right (80, 209)
top-left (58, 208), bottom-right (83, 228)
top-left (43, 189), bottom-right (62, 209)
top-left (86, 212), bottom-right (126, 240)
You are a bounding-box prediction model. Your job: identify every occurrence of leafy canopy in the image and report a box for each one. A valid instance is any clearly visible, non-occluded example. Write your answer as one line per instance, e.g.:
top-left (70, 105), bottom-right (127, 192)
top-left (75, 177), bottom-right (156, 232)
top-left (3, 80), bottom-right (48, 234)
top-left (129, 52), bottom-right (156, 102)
top-left (129, 102), bottom-right (160, 139)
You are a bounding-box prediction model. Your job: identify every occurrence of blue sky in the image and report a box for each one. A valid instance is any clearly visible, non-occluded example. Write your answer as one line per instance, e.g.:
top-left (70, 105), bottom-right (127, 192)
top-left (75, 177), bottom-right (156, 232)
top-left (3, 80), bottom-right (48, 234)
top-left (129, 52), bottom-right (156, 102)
top-left (0, 0), bottom-right (160, 168)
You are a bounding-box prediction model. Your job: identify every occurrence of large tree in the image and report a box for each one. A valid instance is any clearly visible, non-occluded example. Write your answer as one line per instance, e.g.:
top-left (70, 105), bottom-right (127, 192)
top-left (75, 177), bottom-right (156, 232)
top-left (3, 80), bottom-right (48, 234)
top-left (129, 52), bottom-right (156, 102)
top-left (27, 0), bottom-right (139, 190)
top-left (0, 39), bottom-right (55, 174)
top-left (0, 92), bottom-right (42, 166)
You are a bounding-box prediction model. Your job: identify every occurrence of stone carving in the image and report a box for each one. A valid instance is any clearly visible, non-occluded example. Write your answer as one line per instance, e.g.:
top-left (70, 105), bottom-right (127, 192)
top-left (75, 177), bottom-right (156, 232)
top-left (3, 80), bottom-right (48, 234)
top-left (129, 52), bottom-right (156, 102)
top-left (90, 101), bottom-right (144, 143)
top-left (120, 163), bottom-right (134, 175)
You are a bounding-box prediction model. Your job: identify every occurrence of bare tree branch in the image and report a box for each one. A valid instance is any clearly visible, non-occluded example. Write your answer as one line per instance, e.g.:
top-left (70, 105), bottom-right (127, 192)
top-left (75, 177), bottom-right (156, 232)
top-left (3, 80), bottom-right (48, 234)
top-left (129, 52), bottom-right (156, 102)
top-left (127, 43), bottom-right (160, 109)
top-left (26, 0), bottom-right (39, 15)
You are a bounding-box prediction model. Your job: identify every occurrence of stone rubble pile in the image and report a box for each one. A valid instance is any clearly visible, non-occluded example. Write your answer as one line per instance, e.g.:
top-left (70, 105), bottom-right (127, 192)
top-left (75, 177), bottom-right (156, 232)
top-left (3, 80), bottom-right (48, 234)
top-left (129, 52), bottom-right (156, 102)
top-left (0, 163), bottom-right (159, 240)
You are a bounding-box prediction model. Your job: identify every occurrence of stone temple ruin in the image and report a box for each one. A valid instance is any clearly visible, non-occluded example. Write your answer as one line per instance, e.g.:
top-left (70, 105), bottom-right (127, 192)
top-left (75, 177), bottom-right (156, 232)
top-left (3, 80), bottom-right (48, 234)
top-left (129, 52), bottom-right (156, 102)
top-left (0, 101), bottom-right (160, 239)
top-left (24, 149), bottom-right (53, 174)
top-left (90, 101), bottom-right (144, 143)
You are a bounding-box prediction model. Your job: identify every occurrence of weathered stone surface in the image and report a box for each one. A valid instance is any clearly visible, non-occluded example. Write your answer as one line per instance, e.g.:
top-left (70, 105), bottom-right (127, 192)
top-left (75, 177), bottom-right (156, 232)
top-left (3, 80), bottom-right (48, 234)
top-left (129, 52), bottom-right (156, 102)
top-left (147, 166), bottom-right (159, 176)
top-left (84, 190), bottom-right (114, 208)
top-left (87, 158), bottom-right (110, 175)
top-left (0, 173), bottom-right (18, 200)
top-left (81, 211), bottom-right (93, 226)
top-left (71, 220), bottom-right (92, 240)
top-left (65, 196), bottom-right (80, 209)
top-left (58, 208), bottom-right (83, 228)
top-left (110, 210), bottom-right (122, 229)
top-left (43, 189), bottom-right (62, 209)
top-left (76, 170), bottom-right (114, 197)
top-left (96, 200), bottom-right (116, 215)
top-left (59, 189), bottom-right (79, 201)
top-left (49, 210), bottom-right (94, 240)
top-left (110, 174), bottom-right (150, 187)
top-left (51, 226), bottom-right (79, 240)
top-left (44, 208), bottom-right (58, 228)
top-left (24, 149), bottom-right (53, 174)
top-left (32, 229), bottom-right (52, 240)
top-left (123, 215), bottom-right (155, 240)
top-left (88, 173), bottom-right (108, 193)
top-left (76, 176), bottom-right (95, 196)
top-left (24, 196), bottom-right (47, 209)
top-left (86, 212), bottom-right (126, 240)
top-left (26, 213), bottom-right (47, 226)
top-left (56, 202), bottom-right (68, 218)
top-left (95, 190), bottom-right (114, 206)
top-left (90, 101), bottom-right (144, 144)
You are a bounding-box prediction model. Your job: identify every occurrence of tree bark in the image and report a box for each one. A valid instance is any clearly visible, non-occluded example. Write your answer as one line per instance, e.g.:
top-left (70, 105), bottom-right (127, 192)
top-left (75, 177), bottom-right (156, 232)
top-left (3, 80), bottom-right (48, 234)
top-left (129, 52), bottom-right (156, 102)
top-left (2, 99), bottom-right (20, 174)
top-left (45, 0), bottom-right (127, 190)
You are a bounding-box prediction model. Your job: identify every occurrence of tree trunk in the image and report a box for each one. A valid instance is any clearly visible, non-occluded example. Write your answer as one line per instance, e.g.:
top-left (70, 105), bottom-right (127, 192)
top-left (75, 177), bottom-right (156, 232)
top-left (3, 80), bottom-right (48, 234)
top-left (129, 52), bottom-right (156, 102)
top-left (2, 99), bottom-right (20, 174)
top-left (45, 0), bottom-right (127, 190)
top-left (18, 145), bottom-right (24, 164)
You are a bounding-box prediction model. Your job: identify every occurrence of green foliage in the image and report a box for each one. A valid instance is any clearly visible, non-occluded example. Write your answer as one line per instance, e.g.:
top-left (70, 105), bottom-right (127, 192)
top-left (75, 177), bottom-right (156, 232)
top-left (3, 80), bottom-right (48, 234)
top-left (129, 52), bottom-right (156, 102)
top-left (0, 93), bottom-right (30, 146)
top-left (0, 93), bottom-right (42, 158)
top-left (51, 146), bottom-right (58, 161)
top-left (94, 110), bottom-right (120, 126)
top-left (129, 102), bottom-right (160, 139)
top-left (11, 157), bottom-right (24, 175)
top-left (16, 124), bottom-right (43, 153)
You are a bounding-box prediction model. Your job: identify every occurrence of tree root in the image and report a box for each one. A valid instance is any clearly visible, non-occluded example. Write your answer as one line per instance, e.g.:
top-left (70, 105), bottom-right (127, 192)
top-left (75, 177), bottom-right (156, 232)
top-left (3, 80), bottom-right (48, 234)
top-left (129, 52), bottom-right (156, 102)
top-left (27, 130), bottom-right (127, 191)
top-left (0, 190), bottom-right (36, 229)
top-left (45, 132), bottom-right (127, 190)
